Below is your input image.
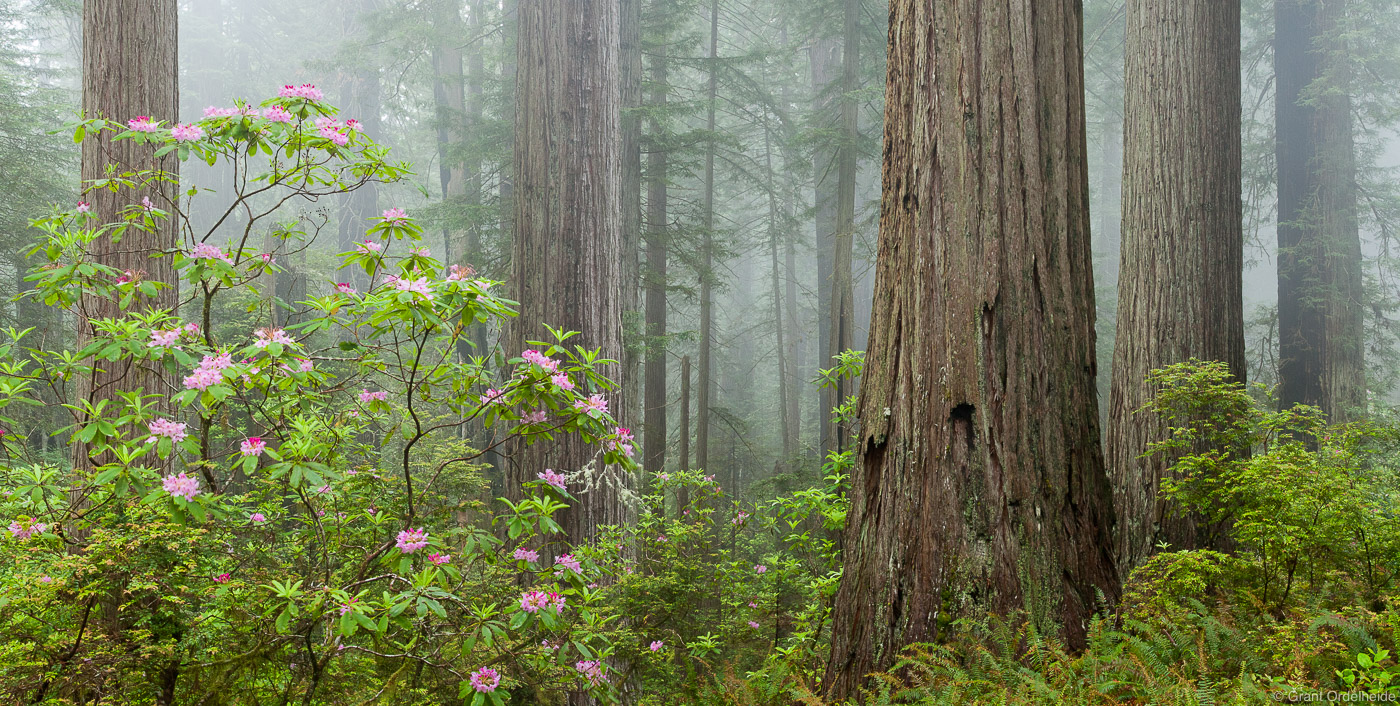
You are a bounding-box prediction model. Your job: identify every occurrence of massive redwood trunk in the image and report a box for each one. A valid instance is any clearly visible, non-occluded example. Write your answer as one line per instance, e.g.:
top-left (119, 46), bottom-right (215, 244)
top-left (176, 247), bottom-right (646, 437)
top-left (507, 0), bottom-right (628, 543)
top-left (642, 22), bottom-right (669, 479)
top-left (823, 0), bottom-right (1118, 698)
top-left (1275, 0), bottom-right (1365, 424)
top-left (1108, 0), bottom-right (1245, 574)
top-left (75, 0), bottom-right (180, 469)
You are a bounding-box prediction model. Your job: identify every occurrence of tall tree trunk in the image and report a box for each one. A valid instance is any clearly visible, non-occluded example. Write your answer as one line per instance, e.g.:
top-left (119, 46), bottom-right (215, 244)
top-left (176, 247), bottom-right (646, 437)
top-left (764, 118), bottom-right (793, 461)
top-left (823, 0), bottom-right (1118, 697)
top-left (620, 0), bottom-right (643, 438)
top-left (695, 0), bottom-right (718, 472)
top-left (508, 0), bottom-right (627, 544)
top-left (678, 354), bottom-right (691, 511)
top-left (810, 37), bottom-right (839, 460)
top-left (1275, 0), bottom-right (1365, 423)
top-left (643, 31), bottom-right (669, 478)
top-left (338, 0), bottom-right (380, 291)
top-left (1109, 0), bottom-right (1245, 575)
top-left (825, 0), bottom-right (859, 455)
top-left (75, 0), bottom-right (180, 471)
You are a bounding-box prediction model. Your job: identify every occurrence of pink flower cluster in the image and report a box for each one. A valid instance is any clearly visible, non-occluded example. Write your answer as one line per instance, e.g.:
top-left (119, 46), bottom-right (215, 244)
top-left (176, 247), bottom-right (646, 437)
top-left (538, 469), bottom-right (567, 491)
top-left (391, 276), bottom-right (434, 301)
top-left (214, 573), bottom-right (231, 583)
top-left (732, 510), bottom-right (750, 526)
top-left (335, 282), bottom-right (358, 295)
top-left (8, 519), bottom-right (47, 540)
top-left (520, 349), bottom-right (559, 372)
top-left (556, 553), bottom-right (582, 575)
top-left (480, 388), bottom-right (505, 406)
top-left (754, 564), bottom-right (767, 575)
top-left (445, 264), bottom-right (475, 282)
top-left (278, 83), bottom-right (324, 101)
top-left (203, 106), bottom-right (240, 118)
top-left (253, 328), bottom-right (295, 349)
top-left (356, 240), bottom-right (382, 254)
top-left (575, 660), bottom-right (605, 686)
top-left (521, 409), bottom-right (548, 424)
top-left (171, 123), bottom-right (205, 141)
top-left (190, 242), bottom-right (233, 264)
top-left (513, 547), bottom-right (539, 562)
top-left (147, 418), bottom-right (188, 444)
top-left (469, 667), bottom-right (500, 693)
top-left (127, 116), bottom-right (160, 133)
top-left (551, 372), bottom-right (575, 390)
top-left (427, 553), bottom-right (451, 565)
top-left (314, 116), bottom-right (349, 146)
top-left (572, 394), bottom-right (608, 415)
top-left (382, 208), bottom-right (408, 225)
top-left (183, 352), bottom-right (234, 391)
top-left (649, 640), bottom-right (664, 652)
top-left (263, 105), bottom-right (294, 123)
top-left (240, 437), bottom-right (266, 457)
top-left (359, 390), bottom-right (389, 403)
top-left (605, 426), bottom-right (635, 458)
top-left (519, 590), bottom-right (566, 614)
top-left (162, 472), bottom-right (200, 501)
top-left (396, 527), bottom-right (429, 554)
top-left (148, 322), bottom-right (199, 349)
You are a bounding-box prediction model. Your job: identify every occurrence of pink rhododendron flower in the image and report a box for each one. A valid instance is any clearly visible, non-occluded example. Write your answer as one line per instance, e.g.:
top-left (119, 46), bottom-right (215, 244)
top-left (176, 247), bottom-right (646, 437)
top-left (657, 472), bottom-right (670, 482)
top-left (344, 118), bottom-right (362, 131)
top-left (410, 246), bottom-right (430, 257)
top-left (427, 553), bottom-right (451, 565)
top-left (170, 123), bottom-right (205, 141)
top-left (444, 263), bottom-right (475, 282)
top-left (355, 240), bottom-right (382, 254)
top-left (214, 573), bottom-right (230, 583)
top-left (748, 620), bottom-right (760, 629)
top-left (7, 520), bottom-right (47, 540)
top-left (141, 196), bottom-right (155, 211)
top-left (572, 394), bottom-right (608, 415)
top-left (480, 388), bottom-right (505, 406)
top-left (381, 207), bottom-right (408, 225)
top-left (260, 253), bottom-right (275, 265)
top-left (162, 472), bottom-right (200, 501)
top-left (190, 242), bottom-right (233, 264)
top-left (203, 106), bottom-right (239, 118)
top-left (396, 527), bottom-right (429, 553)
top-left (469, 667), bottom-right (500, 693)
top-left (38, 575), bottom-right (52, 584)
top-left (128, 116), bottom-right (159, 132)
top-left (149, 328), bottom-right (183, 348)
top-left (263, 105), bottom-right (294, 123)
top-left (316, 485), bottom-right (331, 494)
top-left (754, 564), bottom-right (767, 574)
top-left (147, 418), bottom-right (188, 444)
top-left (575, 660), bottom-right (604, 686)
top-left (253, 327), bottom-right (295, 349)
top-left (278, 83), bottom-right (323, 100)
top-left (649, 640), bottom-right (664, 652)
top-left (359, 390), bottom-right (389, 403)
top-left (732, 511), bottom-right (750, 526)
top-left (556, 554), bottom-right (582, 574)
top-left (748, 599), bottom-right (759, 608)
top-left (605, 426), bottom-right (635, 457)
top-left (76, 201), bottom-right (90, 213)
top-left (521, 409), bottom-right (548, 424)
top-left (550, 372), bottom-right (575, 391)
top-left (339, 598), bottom-right (358, 616)
top-left (520, 590), bottom-right (566, 614)
top-left (335, 282), bottom-right (358, 295)
top-left (391, 276), bottom-right (434, 301)
top-left (538, 469), bottom-right (566, 491)
top-left (521, 349), bottom-right (558, 371)
top-left (250, 512), bottom-right (266, 524)
top-left (513, 547), bottom-right (539, 562)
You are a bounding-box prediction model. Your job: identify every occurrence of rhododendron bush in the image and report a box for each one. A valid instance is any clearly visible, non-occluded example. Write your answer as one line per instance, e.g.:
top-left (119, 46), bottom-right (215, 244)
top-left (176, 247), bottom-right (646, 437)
top-left (0, 90), bottom-right (847, 705)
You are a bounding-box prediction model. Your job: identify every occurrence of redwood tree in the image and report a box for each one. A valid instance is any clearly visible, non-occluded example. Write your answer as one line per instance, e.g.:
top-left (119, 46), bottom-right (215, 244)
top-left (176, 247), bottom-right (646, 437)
top-left (507, 0), bottom-right (628, 542)
top-left (75, 0), bottom-right (180, 469)
top-left (1108, 0), bottom-right (1245, 573)
top-left (823, 0), bottom-right (1118, 697)
top-left (1275, 0), bottom-right (1366, 423)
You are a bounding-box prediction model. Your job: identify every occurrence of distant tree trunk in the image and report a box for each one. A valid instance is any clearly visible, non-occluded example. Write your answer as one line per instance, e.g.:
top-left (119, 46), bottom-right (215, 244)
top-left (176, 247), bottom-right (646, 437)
top-left (678, 354), bottom-right (691, 511)
top-left (620, 0), bottom-right (643, 437)
top-left (75, 0), bottom-right (180, 472)
top-left (431, 0), bottom-right (466, 273)
top-left (643, 34), bottom-right (669, 479)
top-left (695, 0), bottom-right (718, 472)
top-left (764, 119), bottom-right (793, 461)
top-left (810, 37), bottom-right (839, 460)
top-left (1109, 0), bottom-right (1245, 575)
top-left (825, 0), bottom-right (859, 456)
top-left (508, 0), bottom-right (628, 544)
top-left (1275, 0), bottom-right (1365, 423)
top-left (338, 0), bottom-right (380, 291)
top-left (823, 0), bottom-right (1118, 697)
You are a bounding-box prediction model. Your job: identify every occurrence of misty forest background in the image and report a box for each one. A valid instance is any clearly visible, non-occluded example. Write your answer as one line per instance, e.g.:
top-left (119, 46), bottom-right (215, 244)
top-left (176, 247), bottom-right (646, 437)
top-left (3, 0), bottom-right (1400, 703)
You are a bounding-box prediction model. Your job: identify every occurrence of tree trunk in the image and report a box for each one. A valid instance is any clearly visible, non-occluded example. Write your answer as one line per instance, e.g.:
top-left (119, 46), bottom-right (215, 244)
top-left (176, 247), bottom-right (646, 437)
top-left (810, 37), bottom-right (839, 461)
top-left (619, 0), bottom-right (643, 442)
top-left (678, 354), bottom-right (690, 511)
top-left (508, 0), bottom-right (628, 544)
top-left (338, 0), bottom-right (380, 291)
top-left (825, 0), bottom-right (859, 456)
top-left (764, 118), bottom-right (793, 461)
top-left (643, 31), bottom-right (669, 478)
top-left (1108, 0), bottom-right (1245, 575)
top-left (75, 0), bottom-right (180, 471)
top-left (695, 0), bottom-right (718, 472)
top-left (823, 0), bottom-right (1118, 697)
top-left (1275, 0), bottom-right (1365, 424)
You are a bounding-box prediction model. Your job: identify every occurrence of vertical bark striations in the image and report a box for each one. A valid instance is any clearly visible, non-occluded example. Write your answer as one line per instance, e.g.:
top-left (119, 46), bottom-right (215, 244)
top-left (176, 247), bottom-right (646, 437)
top-left (508, 0), bottom-right (628, 543)
top-left (1109, 0), bottom-right (1245, 574)
top-left (643, 27), bottom-right (669, 478)
top-left (824, 0), bottom-right (1118, 697)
